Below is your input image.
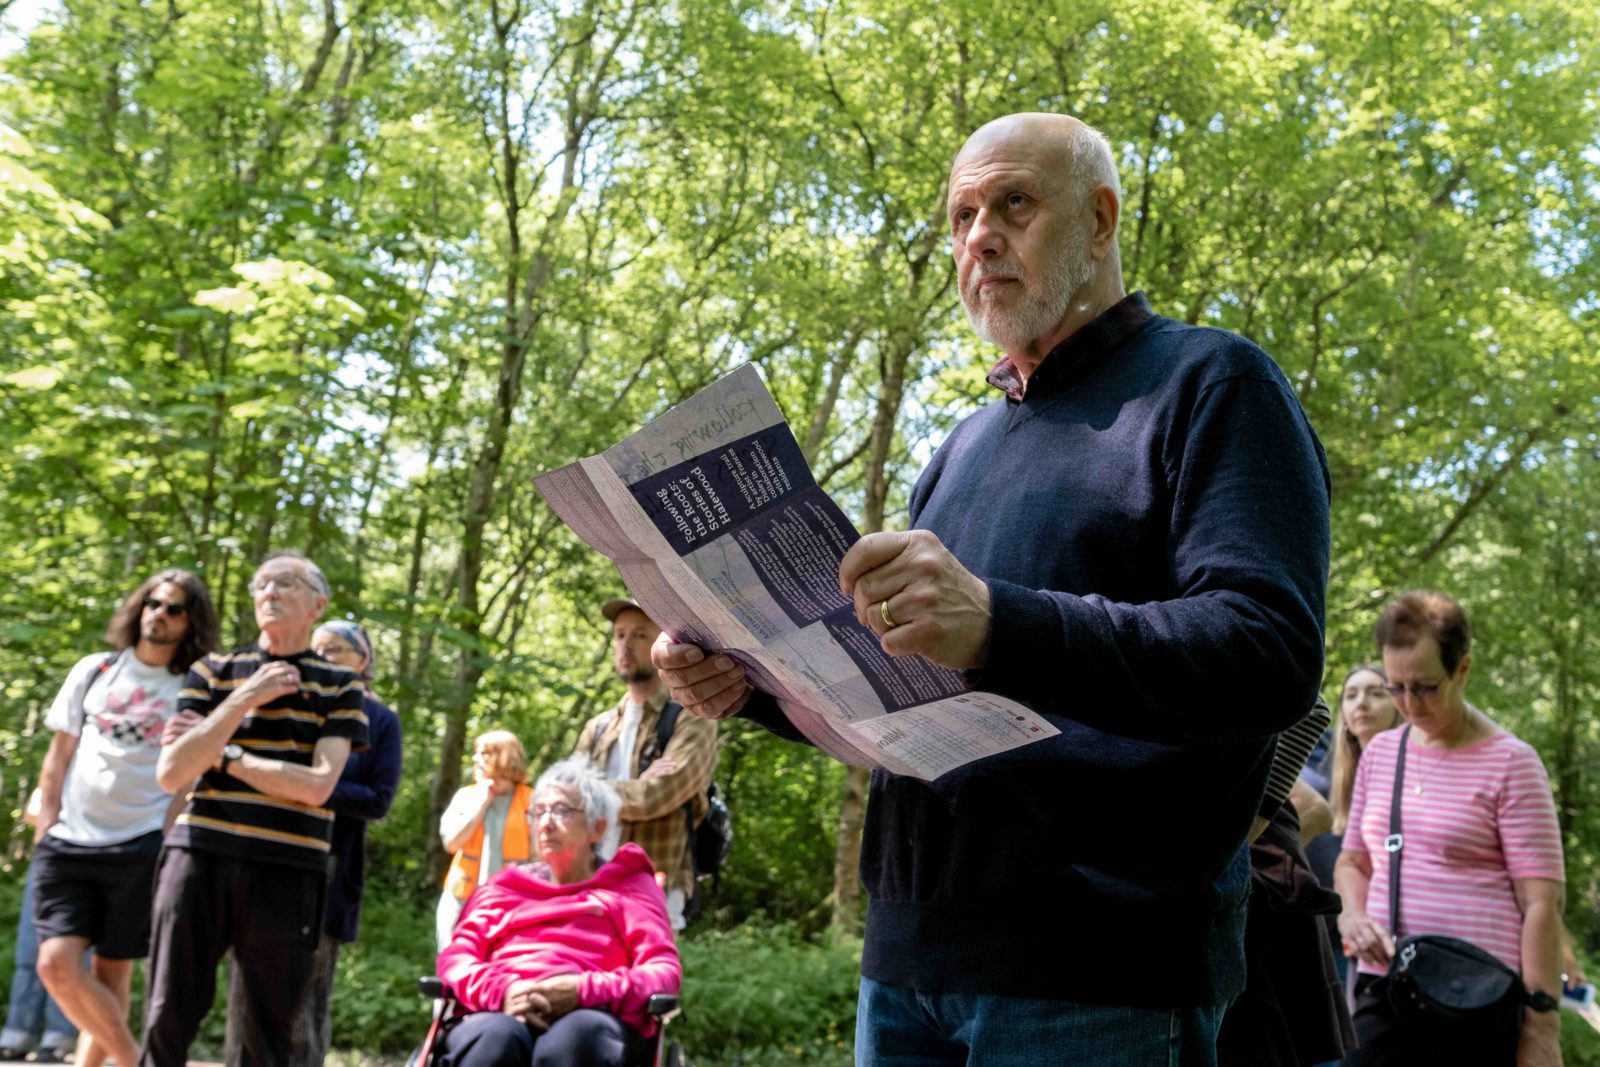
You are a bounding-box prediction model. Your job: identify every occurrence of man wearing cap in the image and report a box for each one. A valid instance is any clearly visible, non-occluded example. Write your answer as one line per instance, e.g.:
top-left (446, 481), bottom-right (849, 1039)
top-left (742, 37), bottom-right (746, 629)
top-left (572, 599), bottom-right (718, 929)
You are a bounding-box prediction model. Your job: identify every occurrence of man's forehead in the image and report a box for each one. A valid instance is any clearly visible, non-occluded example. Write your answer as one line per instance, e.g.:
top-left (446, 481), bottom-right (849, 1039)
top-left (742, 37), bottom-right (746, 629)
top-left (947, 158), bottom-right (1051, 203)
top-left (950, 117), bottom-right (1079, 190)
top-left (612, 609), bottom-right (657, 630)
top-left (153, 579), bottom-right (189, 602)
top-left (254, 560), bottom-right (308, 580)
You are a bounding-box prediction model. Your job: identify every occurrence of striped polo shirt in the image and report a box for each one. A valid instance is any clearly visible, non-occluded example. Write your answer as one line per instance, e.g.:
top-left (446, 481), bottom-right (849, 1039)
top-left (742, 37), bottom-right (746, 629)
top-left (1345, 726), bottom-right (1565, 974)
top-left (168, 645), bottom-right (368, 871)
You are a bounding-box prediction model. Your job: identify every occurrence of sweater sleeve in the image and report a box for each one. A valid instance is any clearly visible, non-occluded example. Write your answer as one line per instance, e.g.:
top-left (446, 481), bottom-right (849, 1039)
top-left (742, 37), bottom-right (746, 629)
top-left (972, 372), bottom-right (1330, 744)
top-left (735, 689), bottom-right (813, 746)
top-left (436, 888), bottom-right (518, 1012)
top-left (576, 873), bottom-right (682, 1034)
top-left (328, 701), bottom-right (402, 821)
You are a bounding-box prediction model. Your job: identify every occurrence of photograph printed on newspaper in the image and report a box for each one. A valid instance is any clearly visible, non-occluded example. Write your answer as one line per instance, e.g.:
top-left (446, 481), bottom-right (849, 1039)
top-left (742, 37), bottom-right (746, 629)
top-left (532, 363), bottom-right (1058, 781)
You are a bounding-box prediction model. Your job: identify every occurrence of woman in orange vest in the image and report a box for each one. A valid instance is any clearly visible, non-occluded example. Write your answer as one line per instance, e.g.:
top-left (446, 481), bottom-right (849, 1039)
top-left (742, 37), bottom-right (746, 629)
top-left (436, 730), bottom-right (534, 948)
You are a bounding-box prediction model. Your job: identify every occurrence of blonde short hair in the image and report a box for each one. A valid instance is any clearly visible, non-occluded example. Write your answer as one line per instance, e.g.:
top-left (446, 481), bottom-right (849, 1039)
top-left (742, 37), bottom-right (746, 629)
top-left (472, 729), bottom-right (529, 784)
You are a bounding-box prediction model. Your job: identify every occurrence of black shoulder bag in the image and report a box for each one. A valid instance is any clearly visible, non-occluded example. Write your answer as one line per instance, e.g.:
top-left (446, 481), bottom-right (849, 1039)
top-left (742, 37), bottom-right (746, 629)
top-left (1381, 725), bottom-right (1525, 1035)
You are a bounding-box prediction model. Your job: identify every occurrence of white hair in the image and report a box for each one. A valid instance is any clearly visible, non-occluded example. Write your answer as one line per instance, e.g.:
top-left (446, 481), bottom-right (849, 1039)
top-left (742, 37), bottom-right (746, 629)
top-left (531, 758), bottom-right (622, 860)
top-left (1063, 122), bottom-right (1121, 207)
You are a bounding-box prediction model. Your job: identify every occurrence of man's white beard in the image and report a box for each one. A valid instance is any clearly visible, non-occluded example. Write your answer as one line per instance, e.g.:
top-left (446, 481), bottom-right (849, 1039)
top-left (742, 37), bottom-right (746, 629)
top-left (963, 228), bottom-right (1095, 351)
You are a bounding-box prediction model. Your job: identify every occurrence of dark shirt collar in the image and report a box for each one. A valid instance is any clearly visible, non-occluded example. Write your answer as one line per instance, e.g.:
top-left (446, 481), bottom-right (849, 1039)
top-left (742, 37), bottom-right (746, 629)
top-left (985, 291), bottom-right (1154, 402)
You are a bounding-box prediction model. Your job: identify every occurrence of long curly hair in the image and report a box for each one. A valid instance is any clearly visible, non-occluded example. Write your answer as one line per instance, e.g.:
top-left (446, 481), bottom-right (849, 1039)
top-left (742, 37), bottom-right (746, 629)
top-left (103, 569), bottom-right (220, 675)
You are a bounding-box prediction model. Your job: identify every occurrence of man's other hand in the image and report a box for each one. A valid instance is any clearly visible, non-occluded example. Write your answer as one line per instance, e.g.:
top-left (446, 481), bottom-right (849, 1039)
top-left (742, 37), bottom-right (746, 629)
top-left (840, 530), bottom-right (993, 670)
top-left (162, 710), bottom-right (204, 745)
top-left (640, 759), bottom-right (677, 781)
top-left (234, 660), bottom-right (301, 709)
top-left (651, 634), bottom-right (751, 720)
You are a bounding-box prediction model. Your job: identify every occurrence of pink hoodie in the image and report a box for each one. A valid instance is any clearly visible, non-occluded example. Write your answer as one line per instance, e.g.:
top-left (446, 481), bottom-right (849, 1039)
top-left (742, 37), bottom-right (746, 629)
top-left (437, 843), bottom-right (681, 1036)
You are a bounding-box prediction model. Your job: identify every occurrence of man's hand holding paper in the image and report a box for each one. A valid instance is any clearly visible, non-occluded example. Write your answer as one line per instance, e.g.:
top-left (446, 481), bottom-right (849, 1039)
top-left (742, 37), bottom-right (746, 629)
top-left (650, 640), bottom-right (753, 721)
top-left (841, 530), bottom-right (993, 670)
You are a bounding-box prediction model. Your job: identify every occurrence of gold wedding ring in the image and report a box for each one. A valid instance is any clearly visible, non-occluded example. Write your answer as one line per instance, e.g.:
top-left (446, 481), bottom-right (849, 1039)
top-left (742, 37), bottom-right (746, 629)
top-left (880, 599), bottom-right (897, 629)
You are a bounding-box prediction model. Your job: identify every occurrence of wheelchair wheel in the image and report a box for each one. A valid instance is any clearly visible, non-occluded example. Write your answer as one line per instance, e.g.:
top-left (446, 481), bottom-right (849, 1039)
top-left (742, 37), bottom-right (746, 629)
top-left (662, 1040), bottom-right (685, 1067)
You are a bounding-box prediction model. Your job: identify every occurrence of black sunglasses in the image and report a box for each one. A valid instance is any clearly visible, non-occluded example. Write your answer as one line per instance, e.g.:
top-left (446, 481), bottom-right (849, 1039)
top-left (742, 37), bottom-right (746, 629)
top-left (142, 596), bottom-right (188, 618)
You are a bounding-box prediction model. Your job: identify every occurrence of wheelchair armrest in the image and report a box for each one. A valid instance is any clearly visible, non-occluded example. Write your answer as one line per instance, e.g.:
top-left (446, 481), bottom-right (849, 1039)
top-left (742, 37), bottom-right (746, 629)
top-left (418, 976), bottom-right (450, 1000)
top-left (645, 993), bottom-right (679, 1017)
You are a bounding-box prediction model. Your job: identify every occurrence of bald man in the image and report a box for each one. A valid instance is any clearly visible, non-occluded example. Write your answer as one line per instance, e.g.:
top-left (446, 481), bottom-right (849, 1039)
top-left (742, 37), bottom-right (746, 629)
top-left (655, 114), bottom-right (1332, 1064)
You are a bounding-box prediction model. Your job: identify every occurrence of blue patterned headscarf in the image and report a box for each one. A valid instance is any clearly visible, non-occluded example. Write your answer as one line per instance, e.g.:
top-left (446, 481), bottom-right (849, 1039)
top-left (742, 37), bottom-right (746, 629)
top-left (316, 620), bottom-right (375, 680)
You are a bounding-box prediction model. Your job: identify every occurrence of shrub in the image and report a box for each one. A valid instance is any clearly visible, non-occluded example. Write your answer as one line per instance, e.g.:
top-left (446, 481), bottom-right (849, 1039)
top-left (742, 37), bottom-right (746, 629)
top-left (673, 923), bottom-right (858, 1065)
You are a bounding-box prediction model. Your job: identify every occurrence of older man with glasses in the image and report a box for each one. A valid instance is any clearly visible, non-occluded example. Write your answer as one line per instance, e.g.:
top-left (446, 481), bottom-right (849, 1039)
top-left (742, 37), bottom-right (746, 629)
top-left (31, 570), bottom-right (219, 1067)
top-left (139, 550), bottom-right (368, 1067)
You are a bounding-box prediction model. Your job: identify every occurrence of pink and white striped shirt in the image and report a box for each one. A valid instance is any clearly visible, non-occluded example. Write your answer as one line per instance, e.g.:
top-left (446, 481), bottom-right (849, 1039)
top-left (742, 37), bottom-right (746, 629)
top-left (1345, 725), bottom-right (1564, 976)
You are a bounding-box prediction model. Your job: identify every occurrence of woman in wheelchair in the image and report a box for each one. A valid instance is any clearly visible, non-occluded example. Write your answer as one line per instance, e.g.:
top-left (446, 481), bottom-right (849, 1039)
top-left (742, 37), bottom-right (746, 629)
top-left (435, 759), bottom-right (681, 1067)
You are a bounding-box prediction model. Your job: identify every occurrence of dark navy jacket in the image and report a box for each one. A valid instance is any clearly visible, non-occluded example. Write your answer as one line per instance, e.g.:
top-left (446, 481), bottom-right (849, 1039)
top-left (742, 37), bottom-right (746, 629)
top-left (744, 293), bottom-right (1331, 1007)
top-left (324, 694), bottom-right (402, 943)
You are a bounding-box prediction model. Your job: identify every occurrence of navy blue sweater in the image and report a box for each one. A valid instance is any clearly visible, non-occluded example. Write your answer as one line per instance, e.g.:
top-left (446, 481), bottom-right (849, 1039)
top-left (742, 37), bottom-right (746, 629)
top-left (744, 293), bottom-right (1331, 1006)
top-left (324, 694), bottom-right (402, 943)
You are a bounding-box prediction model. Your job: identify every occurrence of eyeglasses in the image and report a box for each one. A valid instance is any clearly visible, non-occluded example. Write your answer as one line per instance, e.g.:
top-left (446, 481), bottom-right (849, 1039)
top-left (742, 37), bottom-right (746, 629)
top-left (142, 596), bottom-right (188, 617)
top-left (249, 573), bottom-right (308, 595)
top-left (531, 803), bottom-right (579, 824)
top-left (316, 643), bottom-right (356, 658)
top-left (1384, 680), bottom-right (1445, 701)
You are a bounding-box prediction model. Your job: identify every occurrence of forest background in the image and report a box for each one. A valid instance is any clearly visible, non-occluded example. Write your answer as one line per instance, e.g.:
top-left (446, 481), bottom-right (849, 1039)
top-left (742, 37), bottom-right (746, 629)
top-left (2, 0), bottom-right (1599, 1062)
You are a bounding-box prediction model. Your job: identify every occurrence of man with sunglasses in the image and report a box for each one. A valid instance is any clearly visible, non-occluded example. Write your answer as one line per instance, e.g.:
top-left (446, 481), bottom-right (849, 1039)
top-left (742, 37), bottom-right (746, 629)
top-left (32, 570), bottom-right (219, 1067)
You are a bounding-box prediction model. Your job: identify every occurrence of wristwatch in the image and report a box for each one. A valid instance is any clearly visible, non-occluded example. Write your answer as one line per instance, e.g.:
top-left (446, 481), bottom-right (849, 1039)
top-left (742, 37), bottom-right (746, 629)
top-left (220, 743), bottom-right (245, 776)
top-left (1527, 989), bottom-right (1559, 1013)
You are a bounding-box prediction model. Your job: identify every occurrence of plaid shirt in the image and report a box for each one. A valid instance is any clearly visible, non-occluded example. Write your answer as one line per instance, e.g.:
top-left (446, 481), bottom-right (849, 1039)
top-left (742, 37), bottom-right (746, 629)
top-left (573, 688), bottom-right (718, 898)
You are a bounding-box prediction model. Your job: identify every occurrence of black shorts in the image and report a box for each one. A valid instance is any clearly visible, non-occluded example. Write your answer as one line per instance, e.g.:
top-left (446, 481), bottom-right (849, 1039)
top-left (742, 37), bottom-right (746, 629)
top-left (32, 830), bottom-right (163, 959)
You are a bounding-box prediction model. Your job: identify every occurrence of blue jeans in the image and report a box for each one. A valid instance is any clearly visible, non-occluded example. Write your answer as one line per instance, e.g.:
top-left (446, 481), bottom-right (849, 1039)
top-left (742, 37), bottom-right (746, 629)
top-left (857, 976), bottom-right (1226, 1067)
top-left (2, 869), bottom-right (80, 1052)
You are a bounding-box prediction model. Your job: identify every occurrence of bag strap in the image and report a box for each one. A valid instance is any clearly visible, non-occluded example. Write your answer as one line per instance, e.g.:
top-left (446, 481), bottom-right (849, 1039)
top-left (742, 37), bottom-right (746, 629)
top-left (587, 709), bottom-right (616, 763)
top-left (644, 700), bottom-right (682, 770)
top-left (648, 700), bottom-right (700, 836)
top-left (1386, 724), bottom-right (1411, 938)
top-left (641, 700), bottom-right (704, 864)
top-left (70, 652), bottom-right (119, 725)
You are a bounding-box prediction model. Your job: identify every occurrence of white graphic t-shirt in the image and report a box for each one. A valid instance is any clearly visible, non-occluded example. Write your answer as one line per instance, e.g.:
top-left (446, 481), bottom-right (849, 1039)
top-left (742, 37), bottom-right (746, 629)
top-left (44, 649), bottom-right (185, 846)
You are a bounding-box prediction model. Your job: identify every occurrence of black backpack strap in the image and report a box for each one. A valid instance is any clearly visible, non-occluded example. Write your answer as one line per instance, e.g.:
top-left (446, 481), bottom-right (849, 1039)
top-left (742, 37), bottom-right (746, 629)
top-left (588, 709), bottom-right (616, 764)
top-left (646, 700), bottom-right (683, 769)
top-left (75, 652), bottom-right (119, 714)
top-left (639, 700), bottom-right (704, 877)
top-left (1386, 725), bottom-right (1411, 938)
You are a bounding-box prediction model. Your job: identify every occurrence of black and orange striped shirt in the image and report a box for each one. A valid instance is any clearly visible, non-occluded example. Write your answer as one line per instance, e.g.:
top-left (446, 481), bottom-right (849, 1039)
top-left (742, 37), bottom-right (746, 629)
top-left (168, 645), bottom-right (368, 871)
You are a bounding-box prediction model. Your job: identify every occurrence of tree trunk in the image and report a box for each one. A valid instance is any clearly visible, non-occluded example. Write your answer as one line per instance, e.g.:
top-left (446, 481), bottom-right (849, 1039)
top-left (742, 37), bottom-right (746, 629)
top-left (423, 0), bottom-right (624, 885)
top-left (830, 330), bottom-right (916, 935)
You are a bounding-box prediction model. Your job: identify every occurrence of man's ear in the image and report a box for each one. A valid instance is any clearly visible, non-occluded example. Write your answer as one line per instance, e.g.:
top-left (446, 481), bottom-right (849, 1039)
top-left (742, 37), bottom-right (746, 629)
top-left (1089, 184), bottom-right (1120, 261)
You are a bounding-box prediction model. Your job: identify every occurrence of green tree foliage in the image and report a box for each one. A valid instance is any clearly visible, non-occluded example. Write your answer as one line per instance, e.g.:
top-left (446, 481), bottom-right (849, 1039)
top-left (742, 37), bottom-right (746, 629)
top-left (3, 0), bottom-right (1599, 1052)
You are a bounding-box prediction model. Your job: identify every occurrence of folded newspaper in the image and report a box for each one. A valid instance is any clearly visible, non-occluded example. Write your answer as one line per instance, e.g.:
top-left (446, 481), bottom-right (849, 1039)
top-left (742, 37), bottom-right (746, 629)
top-left (533, 364), bottom-right (1058, 781)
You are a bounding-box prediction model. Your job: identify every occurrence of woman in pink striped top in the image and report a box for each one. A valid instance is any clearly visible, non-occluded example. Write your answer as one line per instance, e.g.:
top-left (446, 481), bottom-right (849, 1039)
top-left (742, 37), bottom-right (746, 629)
top-left (1334, 590), bottom-right (1564, 1066)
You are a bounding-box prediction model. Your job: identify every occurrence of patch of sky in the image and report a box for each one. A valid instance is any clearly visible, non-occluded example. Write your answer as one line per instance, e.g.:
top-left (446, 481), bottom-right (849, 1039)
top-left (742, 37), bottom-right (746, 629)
top-left (0, 0), bottom-right (53, 58)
